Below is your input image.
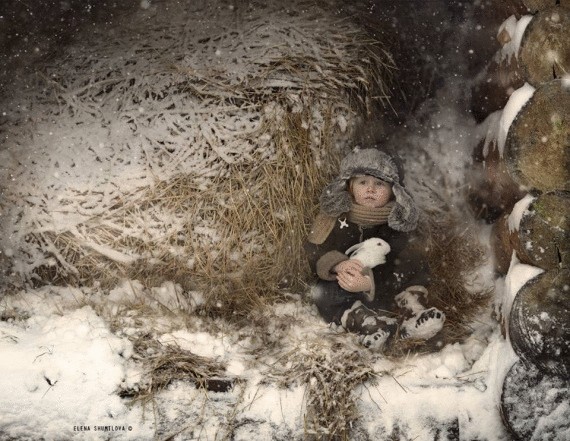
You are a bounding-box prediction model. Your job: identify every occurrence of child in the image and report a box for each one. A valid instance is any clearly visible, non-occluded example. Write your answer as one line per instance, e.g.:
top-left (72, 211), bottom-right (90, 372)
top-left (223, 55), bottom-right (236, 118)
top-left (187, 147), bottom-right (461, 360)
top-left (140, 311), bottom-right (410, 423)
top-left (304, 148), bottom-right (445, 350)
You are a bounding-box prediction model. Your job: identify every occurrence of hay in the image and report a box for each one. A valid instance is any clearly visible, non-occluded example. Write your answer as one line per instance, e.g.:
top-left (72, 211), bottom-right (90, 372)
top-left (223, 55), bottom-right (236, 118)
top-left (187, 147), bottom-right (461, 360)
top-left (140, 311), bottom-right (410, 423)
top-left (387, 214), bottom-right (493, 357)
top-left (268, 337), bottom-right (378, 440)
top-left (31, 112), bottom-right (345, 319)
top-left (120, 337), bottom-right (229, 402)
top-left (1, 0), bottom-right (395, 314)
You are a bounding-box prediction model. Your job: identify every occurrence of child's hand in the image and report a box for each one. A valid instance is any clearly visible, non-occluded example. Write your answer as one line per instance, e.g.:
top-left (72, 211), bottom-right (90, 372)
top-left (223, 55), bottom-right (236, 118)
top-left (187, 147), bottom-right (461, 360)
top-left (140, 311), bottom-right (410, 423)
top-left (334, 259), bottom-right (364, 275)
top-left (334, 260), bottom-right (371, 292)
top-left (337, 271), bottom-right (371, 292)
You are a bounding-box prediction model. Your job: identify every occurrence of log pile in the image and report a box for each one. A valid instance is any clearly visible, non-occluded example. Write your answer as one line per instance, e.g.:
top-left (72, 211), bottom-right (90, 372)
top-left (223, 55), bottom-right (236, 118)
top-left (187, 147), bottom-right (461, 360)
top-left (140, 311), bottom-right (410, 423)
top-left (468, 2), bottom-right (570, 439)
top-left (471, 5), bottom-right (570, 122)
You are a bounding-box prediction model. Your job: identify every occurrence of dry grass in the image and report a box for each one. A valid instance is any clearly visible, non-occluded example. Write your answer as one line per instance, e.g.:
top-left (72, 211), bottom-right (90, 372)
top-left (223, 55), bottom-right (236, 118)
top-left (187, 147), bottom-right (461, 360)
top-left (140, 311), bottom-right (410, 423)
top-left (32, 100), bottom-right (350, 322)
top-left (94, 300), bottom-right (233, 403)
top-left (120, 337), bottom-right (229, 402)
top-left (23, 20), bottom-right (397, 321)
top-left (268, 336), bottom-right (378, 440)
top-left (387, 214), bottom-right (493, 357)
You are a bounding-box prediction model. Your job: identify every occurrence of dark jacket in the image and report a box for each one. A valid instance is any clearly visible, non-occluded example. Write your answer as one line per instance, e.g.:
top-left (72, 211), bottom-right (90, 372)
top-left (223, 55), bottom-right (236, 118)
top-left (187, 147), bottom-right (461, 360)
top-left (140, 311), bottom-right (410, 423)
top-left (304, 213), bottom-right (430, 313)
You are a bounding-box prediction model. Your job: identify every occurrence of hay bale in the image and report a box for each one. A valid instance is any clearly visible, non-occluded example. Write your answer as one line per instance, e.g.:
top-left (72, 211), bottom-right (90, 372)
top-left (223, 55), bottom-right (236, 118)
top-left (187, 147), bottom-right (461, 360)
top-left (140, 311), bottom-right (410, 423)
top-left (0, 0), bottom-right (395, 311)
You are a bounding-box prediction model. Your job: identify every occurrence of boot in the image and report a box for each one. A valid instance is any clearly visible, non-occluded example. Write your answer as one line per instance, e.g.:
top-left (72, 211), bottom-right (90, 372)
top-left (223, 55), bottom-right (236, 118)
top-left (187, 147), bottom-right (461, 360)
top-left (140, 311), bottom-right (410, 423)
top-left (340, 301), bottom-right (397, 350)
top-left (400, 307), bottom-right (446, 340)
top-left (394, 285), bottom-right (429, 315)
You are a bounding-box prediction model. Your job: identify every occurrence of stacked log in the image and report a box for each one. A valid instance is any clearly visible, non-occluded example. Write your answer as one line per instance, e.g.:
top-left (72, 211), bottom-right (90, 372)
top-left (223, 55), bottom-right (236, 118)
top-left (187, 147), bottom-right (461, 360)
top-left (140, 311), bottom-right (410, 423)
top-left (492, 191), bottom-right (570, 273)
top-left (509, 268), bottom-right (570, 377)
top-left (504, 80), bottom-right (570, 192)
top-left (468, 78), bottom-right (568, 223)
top-left (522, 0), bottom-right (570, 14)
top-left (467, 3), bottom-right (570, 438)
top-left (514, 191), bottom-right (570, 268)
top-left (468, 135), bottom-right (526, 223)
top-left (501, 360), bottom-right (569, 440)
top-left (471, 6), bottom-right (570, 122)
top-left (470, 16), bottom-right (528, 123)
top-left (519, 7), bottom-right (570, 86)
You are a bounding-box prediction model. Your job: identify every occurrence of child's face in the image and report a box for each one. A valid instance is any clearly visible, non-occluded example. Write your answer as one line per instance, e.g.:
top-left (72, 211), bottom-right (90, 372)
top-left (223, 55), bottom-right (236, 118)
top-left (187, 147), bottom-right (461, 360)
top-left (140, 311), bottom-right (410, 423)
top-left (350, 175), bottom-right (393, 208)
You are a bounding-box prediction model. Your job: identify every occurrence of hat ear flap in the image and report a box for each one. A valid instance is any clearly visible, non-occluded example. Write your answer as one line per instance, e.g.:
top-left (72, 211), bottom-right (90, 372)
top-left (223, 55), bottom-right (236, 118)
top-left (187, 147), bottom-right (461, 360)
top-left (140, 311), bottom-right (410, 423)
top-left (319, 178), bottom-right (351, 217)
top-left (389, 183), bottom-right (419, 232)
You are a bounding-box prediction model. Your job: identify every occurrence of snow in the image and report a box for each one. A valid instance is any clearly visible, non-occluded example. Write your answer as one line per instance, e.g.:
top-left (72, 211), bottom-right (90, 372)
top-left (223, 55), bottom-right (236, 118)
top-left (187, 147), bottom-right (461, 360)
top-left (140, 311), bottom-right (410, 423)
top-left (497, 15), bottom-right (533, 61)
top-left (497, 82), bottom-right (535, 157)
top-left (499, 253), bottom-right (544, 339)
top-left (0, 304), bottom-right (151, 440)
top-left (0, 284), bottom-right (514, 440)
top-left (1, 222), bottom-right (547, 440)
top-left (507, 194), bottom-right (536, 233)
top-left (1, 0), bottom-right (566, 440)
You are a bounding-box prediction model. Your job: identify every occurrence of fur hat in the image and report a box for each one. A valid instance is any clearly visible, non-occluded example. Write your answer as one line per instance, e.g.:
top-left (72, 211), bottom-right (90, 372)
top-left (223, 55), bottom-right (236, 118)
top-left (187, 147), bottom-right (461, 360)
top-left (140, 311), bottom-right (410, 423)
top-left (319, 148), bottom-right (418, 231)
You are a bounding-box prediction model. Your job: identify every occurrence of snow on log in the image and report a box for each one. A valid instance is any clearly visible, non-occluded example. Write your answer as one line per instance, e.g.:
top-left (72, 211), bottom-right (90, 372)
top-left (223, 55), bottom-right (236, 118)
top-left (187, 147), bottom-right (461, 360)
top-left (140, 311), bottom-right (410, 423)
top-left (514, 190), bottom-right (570, 270)
top-left (470, 15), bottom-right (531, 122)
top-left (519, 6), bottom-right (570, 86)
top-left (504, 79), bottom-right (570, 192)
top-left (508, 267), bottom-right (570, 376)
top-left (501, 360), bottom-right (569, 441)
top-left (497, 253), bottom-right (544, 339)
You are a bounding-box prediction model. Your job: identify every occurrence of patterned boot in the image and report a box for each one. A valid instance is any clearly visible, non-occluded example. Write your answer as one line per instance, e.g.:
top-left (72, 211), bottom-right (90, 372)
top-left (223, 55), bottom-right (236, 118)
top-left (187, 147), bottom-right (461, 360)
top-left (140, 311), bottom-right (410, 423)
top-left (340, 301), bottom-right (397, 350)
top-left (394, 285), bottom-right (429, 315)
top-left (400, 307), bottom-right (446, 340)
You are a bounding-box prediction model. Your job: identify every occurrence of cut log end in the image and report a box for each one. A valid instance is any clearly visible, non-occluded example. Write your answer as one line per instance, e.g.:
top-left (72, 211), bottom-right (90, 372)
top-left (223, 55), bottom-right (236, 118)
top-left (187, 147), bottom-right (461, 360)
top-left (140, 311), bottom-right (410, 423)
top-left (518, 190), bottom-right (570, 270)
top-left (508, 268), bottom-right (570, 377)
top-left (501, 360), bottom-right (569, 441)
top-left (520, 6), bottom-right (570, 86)
top-left (505, 79), bottom-right (570, 192)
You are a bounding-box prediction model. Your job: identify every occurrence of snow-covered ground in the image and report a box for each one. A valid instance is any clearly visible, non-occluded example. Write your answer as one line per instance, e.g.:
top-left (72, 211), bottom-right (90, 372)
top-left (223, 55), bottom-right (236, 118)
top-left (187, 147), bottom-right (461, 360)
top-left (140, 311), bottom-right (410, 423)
top-left (1, 255), bottom-right (553, 440)
top-left (0, 273), bottom-right (521, 441)
top-left (1, 1), bottom-right (566, 440)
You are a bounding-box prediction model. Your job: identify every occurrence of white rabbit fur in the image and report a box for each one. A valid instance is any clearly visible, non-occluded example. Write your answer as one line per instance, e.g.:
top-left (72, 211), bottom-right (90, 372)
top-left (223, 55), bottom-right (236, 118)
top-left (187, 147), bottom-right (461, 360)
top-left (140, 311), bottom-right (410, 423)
top-left (345, 237), bottom-right (391, 268)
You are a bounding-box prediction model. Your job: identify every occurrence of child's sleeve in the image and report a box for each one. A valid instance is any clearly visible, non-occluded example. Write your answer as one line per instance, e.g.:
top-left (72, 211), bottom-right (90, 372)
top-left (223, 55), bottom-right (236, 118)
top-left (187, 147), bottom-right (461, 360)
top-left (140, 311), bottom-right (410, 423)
top-left (304, 213), bottom-right (348, 281)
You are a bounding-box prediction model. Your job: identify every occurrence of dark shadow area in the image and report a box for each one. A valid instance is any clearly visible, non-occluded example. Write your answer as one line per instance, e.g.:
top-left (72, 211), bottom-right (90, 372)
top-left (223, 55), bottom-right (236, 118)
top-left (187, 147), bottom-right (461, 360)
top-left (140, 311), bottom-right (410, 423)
top-left (0, 0), bottom-right (138, 102)
top-left (331, 0), bottom-right (502, 127)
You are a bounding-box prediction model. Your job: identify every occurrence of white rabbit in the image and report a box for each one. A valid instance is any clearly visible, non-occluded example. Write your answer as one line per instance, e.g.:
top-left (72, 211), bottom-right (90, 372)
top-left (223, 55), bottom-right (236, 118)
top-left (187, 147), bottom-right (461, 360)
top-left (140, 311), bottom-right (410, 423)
top-left (345, 237), bottom-right (391, 268)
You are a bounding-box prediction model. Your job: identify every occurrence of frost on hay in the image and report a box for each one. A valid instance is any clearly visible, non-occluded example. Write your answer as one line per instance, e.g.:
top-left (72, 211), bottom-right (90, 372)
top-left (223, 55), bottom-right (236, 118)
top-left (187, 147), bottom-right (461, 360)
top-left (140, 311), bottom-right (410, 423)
top-left (0, 0), bottom-right (394, 306)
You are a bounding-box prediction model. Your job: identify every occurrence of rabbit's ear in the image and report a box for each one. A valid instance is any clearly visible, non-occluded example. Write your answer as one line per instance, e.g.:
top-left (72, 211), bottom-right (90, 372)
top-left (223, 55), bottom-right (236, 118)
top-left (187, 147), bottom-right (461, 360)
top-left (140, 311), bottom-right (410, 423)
top-left (345, 243), bottom-right (361, 255)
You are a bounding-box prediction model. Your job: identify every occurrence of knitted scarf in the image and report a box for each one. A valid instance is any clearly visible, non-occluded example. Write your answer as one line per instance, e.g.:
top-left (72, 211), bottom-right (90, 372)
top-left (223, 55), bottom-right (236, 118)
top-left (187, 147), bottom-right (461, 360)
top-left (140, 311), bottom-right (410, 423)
top-left (348, 201), bottom-right (395, 227)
